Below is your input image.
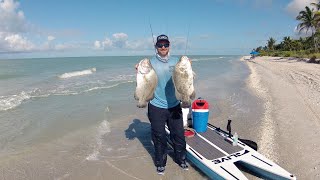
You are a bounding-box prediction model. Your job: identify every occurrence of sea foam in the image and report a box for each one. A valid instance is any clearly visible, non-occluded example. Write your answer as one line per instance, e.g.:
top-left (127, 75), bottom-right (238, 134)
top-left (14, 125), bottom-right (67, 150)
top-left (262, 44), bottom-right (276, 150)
top-left (86, 118), bottom-right (111, 161)
top-left (59, 68), bottom-right (96, 79)
top-left (192, 57), bottom-right (225, 62)
top-left (0, 91), bottom-right (31, 111)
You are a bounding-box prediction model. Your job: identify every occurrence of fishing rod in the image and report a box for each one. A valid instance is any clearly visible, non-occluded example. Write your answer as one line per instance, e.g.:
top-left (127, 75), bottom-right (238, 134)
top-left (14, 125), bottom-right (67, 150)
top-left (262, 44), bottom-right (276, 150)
top-left (148, 18), bottom-right (157, 54)
top-left (185, 23), bottom-right (190, 55)
top-left (149, 18), bottom-right (190, 56)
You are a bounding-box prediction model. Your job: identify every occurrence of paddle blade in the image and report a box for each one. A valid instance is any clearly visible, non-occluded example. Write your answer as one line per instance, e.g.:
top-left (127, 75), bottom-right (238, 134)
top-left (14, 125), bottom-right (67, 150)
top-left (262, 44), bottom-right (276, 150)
top-left (239, 138), bottom-right (258, 151)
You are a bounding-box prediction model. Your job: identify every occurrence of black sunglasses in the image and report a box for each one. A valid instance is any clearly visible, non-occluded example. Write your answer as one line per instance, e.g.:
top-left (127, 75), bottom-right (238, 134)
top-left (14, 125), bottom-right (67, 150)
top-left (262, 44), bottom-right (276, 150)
top-left (156, 43), bottom-right (170, 48)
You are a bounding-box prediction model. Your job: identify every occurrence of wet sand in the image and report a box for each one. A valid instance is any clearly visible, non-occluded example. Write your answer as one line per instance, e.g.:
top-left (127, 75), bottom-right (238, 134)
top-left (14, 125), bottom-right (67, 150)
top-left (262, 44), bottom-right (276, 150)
top-left (242, 56), bottom-right (320, 179)
top-left (0, 111), bottom-right (209, 180)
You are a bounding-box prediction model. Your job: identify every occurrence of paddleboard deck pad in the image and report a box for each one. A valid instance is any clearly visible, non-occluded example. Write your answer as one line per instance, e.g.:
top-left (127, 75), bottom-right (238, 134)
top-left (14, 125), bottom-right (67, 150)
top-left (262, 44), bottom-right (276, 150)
top-left (165, 124), bottom-right (296, 180)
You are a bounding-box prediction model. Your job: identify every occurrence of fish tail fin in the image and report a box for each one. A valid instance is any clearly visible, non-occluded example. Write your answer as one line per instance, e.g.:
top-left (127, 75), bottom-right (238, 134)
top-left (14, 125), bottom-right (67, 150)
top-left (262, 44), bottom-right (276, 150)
top-left (181, 101), bottom-right (191, 108)
top-left (134, 92), bottom-right (139, 100)
top-left (137, 101), bottom-right (147, 108)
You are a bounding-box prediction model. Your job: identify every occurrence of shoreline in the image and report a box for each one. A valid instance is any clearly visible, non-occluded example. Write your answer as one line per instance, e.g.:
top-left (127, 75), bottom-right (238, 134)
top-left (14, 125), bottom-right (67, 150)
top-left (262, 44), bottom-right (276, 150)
top-left (244, 57), bottom-right (278, 162)
top-left (242, 56), bottom-right (320, 179)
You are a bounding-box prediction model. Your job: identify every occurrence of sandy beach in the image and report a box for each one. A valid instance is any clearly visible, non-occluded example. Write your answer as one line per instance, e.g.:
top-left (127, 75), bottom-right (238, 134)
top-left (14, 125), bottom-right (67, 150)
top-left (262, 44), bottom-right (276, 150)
top-left (242, 56), bottom-right (320, 179)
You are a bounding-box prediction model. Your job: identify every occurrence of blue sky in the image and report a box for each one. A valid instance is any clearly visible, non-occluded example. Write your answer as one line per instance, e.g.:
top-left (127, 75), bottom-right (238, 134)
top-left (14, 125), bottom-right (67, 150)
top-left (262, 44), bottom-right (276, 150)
top-left (0, 0), bottom-right (317, 58)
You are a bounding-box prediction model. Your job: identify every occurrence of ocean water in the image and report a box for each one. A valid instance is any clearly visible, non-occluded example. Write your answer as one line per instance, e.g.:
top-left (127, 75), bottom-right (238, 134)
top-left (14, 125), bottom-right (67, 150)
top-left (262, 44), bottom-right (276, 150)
top-left (0, 55), bottom-right (263, 179)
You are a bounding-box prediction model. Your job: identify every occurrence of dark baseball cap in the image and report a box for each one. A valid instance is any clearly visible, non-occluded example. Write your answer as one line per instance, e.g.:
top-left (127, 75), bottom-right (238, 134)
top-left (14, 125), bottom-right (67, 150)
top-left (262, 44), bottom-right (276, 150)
top-left (156, 34), bottom-right (170, 43)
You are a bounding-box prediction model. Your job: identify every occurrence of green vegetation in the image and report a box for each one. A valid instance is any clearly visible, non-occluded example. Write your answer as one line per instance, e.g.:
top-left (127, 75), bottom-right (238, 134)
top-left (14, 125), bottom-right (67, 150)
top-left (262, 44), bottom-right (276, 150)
top-left (254, 1), bottom-right (320, 61)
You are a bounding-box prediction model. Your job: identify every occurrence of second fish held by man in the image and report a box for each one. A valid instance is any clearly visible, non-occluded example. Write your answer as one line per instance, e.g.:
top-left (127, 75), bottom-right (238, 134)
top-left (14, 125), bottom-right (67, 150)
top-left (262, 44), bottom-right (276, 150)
top-left (172, 56), bottom-right (195, 108)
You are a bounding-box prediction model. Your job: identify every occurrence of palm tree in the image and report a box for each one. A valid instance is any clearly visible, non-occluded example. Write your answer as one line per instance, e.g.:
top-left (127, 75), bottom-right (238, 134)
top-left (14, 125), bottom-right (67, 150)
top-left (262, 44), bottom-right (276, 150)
top-left (282, 36), bottom-right (293, 51)
top-left (291, 39), bottom-right (303, 51)
top-left (311, 1), bottom-right (320, 10)
top-left (296, 6), bottom-right (318, 51)
top-left (311, 1), bottom-right (320, 47)
top-left (256, 46), bottom-right (263, 52)
top-left (267, 37), bottom-right (276, 50)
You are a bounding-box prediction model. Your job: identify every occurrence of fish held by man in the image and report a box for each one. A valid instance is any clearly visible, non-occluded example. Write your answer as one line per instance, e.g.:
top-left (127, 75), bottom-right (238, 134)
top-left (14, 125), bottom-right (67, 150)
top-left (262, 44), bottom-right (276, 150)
top-left (173, 56), bottom-right (195, 108)
top-left (134, 58), bottom-right (158, 108)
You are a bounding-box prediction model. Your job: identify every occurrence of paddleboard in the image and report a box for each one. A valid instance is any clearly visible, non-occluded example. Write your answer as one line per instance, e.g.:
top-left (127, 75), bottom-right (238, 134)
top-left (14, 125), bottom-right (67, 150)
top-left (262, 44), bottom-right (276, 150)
top-left (165, 123), bottom-right (296, 180)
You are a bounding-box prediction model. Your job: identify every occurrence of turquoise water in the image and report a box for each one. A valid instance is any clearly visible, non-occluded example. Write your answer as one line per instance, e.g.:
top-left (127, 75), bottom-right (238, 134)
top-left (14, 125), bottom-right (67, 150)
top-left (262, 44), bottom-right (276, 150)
top-left (0, 55), bottom-right (263, 179)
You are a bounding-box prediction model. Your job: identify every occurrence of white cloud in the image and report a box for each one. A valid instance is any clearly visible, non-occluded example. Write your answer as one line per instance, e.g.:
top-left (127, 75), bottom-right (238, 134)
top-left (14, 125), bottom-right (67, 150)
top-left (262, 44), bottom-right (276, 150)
top-left (112, 33), bottom-right (128, 41)
top-left (0, 0), bottom-right (27, 33)
top-left (48, 35), bottom-right (55, 41)
top-left (41, 35), bottom-right (56, 51)
top-left (94, 40), bottom-right (101, 49)
top-left (4, 34), bottom-right (34, 51)
top-left (0, 32), bottom-right (34, 52)
top-left (98, 34), bottom-right (153, 51)
top-left (294, 26), bottom-right (314, 37)
top-left (126, 39), bottom-right (150, 50)
top-left (93, 33), bottom-right (190, 52)
top-left (54, 43), bottom-right (77, 51)
top-left (102, 38), bottom-right (113, 49)
top-left (286, 0), bottom-right (317, 16)
top-left (112, 33), bottom-right (128, 48)
top-left (0, 0), bottom-right (80, 53)
top-left (0, 0), bottom-right (34, 52)
top-left (0, 0), bottom-right (187, 55)
top-left (0, 0), bottom-right (18, 12)
top-left (286, 0), bottom-right (318, 37)
top-left (94, 33), bottom-right (130, 50)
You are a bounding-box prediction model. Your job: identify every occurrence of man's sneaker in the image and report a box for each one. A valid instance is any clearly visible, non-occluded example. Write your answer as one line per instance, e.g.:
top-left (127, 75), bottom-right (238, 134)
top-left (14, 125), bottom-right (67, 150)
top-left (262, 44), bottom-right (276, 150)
top-left (156, 166), bottom-right (165, 175)
top-left (179, 163), bottom-right (189, 171)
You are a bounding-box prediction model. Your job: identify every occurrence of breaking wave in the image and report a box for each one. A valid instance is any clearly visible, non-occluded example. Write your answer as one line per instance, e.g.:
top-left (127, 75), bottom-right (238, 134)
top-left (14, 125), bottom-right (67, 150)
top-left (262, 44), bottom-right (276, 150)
top-left (59, 68), bottom-right (96, 79)
top-left (192, 57), bottom-right (225, 62)
top-left (84, 81), bottom-right (133, 92)
top-left (86, 107), bottom-right (111, 161)
top-left (0, 80), bottom-right (133, 111)
top-left (109, 75), bottom-right (135, 82)
top-left (0, 90), bottom-right (36, 111)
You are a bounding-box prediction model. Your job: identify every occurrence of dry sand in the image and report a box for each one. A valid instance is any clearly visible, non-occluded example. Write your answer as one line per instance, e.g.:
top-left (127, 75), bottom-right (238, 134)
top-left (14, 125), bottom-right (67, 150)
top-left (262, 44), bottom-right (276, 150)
top-left (242, 56), bottom-right (320, 179)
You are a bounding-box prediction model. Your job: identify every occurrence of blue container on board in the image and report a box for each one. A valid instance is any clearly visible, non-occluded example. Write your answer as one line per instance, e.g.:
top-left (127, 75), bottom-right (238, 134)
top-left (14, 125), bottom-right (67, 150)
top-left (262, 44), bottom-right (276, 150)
top-left (192, 98), bottom-right (209, 133)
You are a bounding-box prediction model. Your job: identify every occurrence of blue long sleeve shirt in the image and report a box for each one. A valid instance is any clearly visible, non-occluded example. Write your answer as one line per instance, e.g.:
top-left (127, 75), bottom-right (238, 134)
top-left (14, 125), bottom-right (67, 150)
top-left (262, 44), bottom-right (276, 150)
top-left (149, 55), bottom-right (180, 109)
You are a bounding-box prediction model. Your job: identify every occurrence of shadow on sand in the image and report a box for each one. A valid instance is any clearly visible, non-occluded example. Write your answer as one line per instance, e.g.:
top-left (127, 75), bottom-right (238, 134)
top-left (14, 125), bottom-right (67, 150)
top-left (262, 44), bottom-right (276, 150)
top-left (125, 119), bottom-right (178, 166)
top-left (125, 119), bottom-right (212, 178)
top-left (125, 119), bottom-right (155, 162)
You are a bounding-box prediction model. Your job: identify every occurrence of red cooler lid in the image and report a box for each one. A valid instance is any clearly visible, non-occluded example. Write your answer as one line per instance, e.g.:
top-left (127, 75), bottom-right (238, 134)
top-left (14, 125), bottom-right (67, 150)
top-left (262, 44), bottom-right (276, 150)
top-left (192, 98), bottom-right (209, 109)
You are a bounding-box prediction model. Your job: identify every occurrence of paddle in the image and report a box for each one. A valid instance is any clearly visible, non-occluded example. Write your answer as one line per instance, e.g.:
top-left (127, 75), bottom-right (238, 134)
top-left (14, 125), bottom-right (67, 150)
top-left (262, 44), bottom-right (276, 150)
top-left (208, 121), bottom-right (258, 151)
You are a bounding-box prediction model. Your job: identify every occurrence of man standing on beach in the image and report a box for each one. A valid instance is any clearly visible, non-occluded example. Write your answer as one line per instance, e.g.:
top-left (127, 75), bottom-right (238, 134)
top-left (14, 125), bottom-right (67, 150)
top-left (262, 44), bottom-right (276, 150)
top-left (136, 34), bottom-right (189, 175)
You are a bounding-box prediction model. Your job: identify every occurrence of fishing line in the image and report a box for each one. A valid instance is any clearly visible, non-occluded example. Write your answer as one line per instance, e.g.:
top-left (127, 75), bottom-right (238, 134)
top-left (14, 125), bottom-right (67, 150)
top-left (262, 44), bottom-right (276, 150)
top-left (165, 17), bottom-right (169, 37)
top-left (185, 22), bottom-right (190, 55)
top-left (148, 17), bottom-right (157, 54)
